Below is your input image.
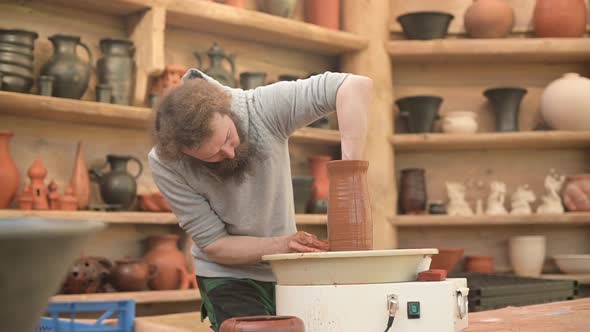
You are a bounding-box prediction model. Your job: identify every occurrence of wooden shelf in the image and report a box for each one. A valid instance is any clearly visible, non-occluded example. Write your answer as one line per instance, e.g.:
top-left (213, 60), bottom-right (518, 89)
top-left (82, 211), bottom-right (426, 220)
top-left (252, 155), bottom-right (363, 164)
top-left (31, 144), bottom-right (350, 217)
top-left (391, 213), bottom-right (590, 227)
top-left (290, 127), bottom-right (340, 145)
top-left (166, 0), bottom-right (368, 55)
top-left (386, 38), bottom-right (590, 64)
top-left (0, 209), bottom-right (326, 226)
top-left (52, 289), bottom-right (200, 304)
top-left (42, 0), bottom-right (153, 16)
top-left (390, 131), bottom-right (590, 152)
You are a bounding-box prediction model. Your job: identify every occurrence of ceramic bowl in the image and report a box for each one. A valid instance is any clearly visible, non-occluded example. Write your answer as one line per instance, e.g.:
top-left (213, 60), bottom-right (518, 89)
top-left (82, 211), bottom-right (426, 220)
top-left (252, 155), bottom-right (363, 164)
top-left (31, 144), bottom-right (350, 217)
top-left (430, 247), bottom-right (464, 272)
top-left (553, 254), bottom-right (590, 274)
top-left (397, 11), bottom-right (454, 40)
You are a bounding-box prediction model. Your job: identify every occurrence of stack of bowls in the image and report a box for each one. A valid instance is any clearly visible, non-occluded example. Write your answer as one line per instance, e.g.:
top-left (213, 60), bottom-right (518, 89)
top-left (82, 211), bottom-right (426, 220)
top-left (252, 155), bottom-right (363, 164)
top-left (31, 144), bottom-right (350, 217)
top-left (0, 29), bottom-right (38, 93)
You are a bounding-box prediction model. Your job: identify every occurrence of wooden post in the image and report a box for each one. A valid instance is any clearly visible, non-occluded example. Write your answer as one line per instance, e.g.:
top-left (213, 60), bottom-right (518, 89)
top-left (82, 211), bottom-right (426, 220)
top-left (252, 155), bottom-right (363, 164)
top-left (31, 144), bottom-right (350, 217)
top-left (341, 0), bottom-right (398, 248)
top-left (127, 5), bottom-right (167, 106)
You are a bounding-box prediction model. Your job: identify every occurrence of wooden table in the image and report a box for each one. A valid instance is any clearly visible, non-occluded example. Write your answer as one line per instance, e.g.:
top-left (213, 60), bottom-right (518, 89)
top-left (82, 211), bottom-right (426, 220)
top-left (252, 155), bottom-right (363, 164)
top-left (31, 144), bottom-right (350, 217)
top-left (134, 298), bottom-right (590, 332)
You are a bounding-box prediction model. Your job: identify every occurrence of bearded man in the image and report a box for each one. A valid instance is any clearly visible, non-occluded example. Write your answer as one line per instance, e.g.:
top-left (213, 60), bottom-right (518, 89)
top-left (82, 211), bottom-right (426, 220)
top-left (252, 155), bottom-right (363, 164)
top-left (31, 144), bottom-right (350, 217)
top-left (149, 69), bottom-right (372, 331)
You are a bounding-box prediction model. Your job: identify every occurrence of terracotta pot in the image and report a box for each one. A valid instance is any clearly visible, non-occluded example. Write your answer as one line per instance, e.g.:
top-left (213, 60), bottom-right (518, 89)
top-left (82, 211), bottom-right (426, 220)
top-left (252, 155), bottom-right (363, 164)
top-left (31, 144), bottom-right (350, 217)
top-left (151, 192), bottom-right (172, 212)
top-left (111, 259), bottom-right (158, 292)
top-left (143, 235), bottom-right (193, 290)
top-left (430, 247), bottom-right (465, 273)
top-left (327, 160), bottom-right (373, 251)
top-left (464, 0), bottom-right (514, 38)
top-left (0, 131), bottom-right (20, 208)
top-left (220, 316), bottom-right (305, 332)
top-left (541, 73), bottom-right (590, 131)
top-left (534, 0), bottom-right (588, 38)
top-left (305, 0), bottom-right (340, 30)
top-left (484, 87), bottom-right (527, 132)
top-left (17, 185), bottom-right (33, 210)
top-left (399, 168), bottom-right (427, 215)
top-left (509, 236), bottom-right (546, 277)
top-left (150, 64), bottom-right (188, 95)
top-left (256, 0), bottom-right (297, 18)
top-left (465, 255), bottom-right (494, 273)
top-left (442, 111), bottom-right (478, 134)
top-left (69, 141), bottom-right (90, 210)
top-left (28, 158), bottom-right (49, 210)
top-left (62, 256), bottom-right (113, 294)
top-left (308, 155), bottom-right (332, 214)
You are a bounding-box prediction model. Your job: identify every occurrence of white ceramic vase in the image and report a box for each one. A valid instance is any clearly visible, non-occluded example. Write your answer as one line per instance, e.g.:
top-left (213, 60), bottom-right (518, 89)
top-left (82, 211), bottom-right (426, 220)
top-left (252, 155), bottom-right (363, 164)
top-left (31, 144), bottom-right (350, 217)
top-left (541, 73), bottom-right (590, 131)
top-left (442, 111), bottom-right (478, 134)
top-left (509, 235), bottom-right (546, 277)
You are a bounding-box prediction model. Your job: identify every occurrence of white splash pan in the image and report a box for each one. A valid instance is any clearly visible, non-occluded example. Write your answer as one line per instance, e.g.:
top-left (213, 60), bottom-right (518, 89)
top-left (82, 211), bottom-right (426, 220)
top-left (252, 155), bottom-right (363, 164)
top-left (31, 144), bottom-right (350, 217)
top-left (262, 249), bottom-right (438, 286)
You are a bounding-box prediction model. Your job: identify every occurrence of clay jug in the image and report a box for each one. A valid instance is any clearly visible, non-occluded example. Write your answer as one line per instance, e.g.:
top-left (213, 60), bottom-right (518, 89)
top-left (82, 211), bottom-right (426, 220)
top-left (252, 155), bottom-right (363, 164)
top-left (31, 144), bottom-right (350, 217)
top-left (0, 131), bottom-right (20, 208)
top-left (464, 0), bottom-right (515, 38)
top-left (143, 235), bottom-right (194, 290)
top-left (534, 0), bottom-right (588, 37)
top-left (220, 316), bottom-right (305, 332)
top-left (69, 142), bottom-right (90, 210)
top-left (541, 73), bottom-right (590, 131)
top-left (89, 155), bottom-right (143, 210)
top-left (194, 43), bottom-right (237, 87)
top-left (308, 155), bottom-right (332, 214)
top-left (97, 38), bottom-right (136, 105)
top-left (399, 168), bottom-right (427, 215)
top-left (305, 0), bottom-right (340, 30)
top-left (465, 255), bottom-right (494, 273)
top-left (28, 158), bottom-right (49, 210)
top-left (40, 34), bottom-right (92, 99)
top-left (111, 259), bottom-right (158, 292)
top-left (327, 160), bottom-right (372, 251)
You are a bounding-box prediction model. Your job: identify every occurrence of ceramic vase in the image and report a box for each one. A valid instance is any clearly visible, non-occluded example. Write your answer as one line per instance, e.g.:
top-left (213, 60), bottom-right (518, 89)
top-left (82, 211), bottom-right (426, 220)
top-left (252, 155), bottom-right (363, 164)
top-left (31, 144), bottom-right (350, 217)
top-left (430, 247), bottom-right (465, 273)
top-left (305, 0), bottom-right (340, 30)
top-left (40, 34), bottom-right (92, 99)
top-left (399, 168), bottom-right (427, 215)
top-left (220, 316), bottom-right (305, 332)
top-left (484, 87), bottom-right (527, 132)
top-left (256, 0), bottom-right (297, 18)
top-left (541, 73), bottom-right (590, 131)
top-left (111, 259), bottom-right (157, 292)
top-left (0, 131), bottom-right (20, 208)
top-left (464, 0), bottom-right (515, 38)
top-left (89, 155), bottom-right (143, 210)
top-left (534, 0), bottom-right (588, 38)
top-left (442, 111), bottom-right (478, 134)
top-left (396, 96), bottom-right (442, 133)
top-left (465, 255), bottom-right (494, 273)
top-left (143, 235), bottom-right (194, 290)
top-left (308, 155), bottom-right (332, 214)
top-left (97, 38), bottom-right (136, 105)
top-left (69, 142), bottom-right (90, 210)
top-left (292, 176), bottom-right (314, 214)
top-left (509, 236), bottom-right (546, 277)
top-left (327, 160), bottom-right (373, 251)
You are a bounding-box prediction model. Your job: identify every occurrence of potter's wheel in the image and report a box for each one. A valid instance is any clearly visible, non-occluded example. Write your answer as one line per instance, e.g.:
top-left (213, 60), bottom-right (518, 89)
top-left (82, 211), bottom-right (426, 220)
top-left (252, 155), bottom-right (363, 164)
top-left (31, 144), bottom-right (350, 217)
top-left (262, 248), bottom-right (437, 286)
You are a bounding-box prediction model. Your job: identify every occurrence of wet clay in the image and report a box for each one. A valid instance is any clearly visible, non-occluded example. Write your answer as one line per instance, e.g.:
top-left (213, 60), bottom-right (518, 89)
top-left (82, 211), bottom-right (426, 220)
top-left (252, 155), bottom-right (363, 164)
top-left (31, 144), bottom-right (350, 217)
top-left (220, 316), bottom-right (305, 332)
top-left (327, 160), bottom-right (373, 251)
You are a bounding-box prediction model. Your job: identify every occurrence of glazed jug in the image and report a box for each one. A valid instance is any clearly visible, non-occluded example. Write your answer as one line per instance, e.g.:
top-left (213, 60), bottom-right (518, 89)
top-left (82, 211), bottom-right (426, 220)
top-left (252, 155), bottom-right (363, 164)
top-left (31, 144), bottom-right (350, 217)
top-left (194, 43), bottom-right (237, 87)
top-left (89, 155), bottom-right (143, 210)
top-left (41, 34), bottom-right (92, 99)
top-left (0, 131), bottom-right (20, 208)
top-left (143, 234), bottom-right (196, 290)
top-left (97, 38), bottom-right (136, 105)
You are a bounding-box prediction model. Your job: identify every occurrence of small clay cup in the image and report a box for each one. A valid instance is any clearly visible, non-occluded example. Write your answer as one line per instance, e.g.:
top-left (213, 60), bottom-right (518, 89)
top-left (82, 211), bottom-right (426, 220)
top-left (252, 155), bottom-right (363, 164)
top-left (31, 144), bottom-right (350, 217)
top-left (397, 11), bottom-right (454, 40)
top-left (465, 255), bottom-right (494, 273)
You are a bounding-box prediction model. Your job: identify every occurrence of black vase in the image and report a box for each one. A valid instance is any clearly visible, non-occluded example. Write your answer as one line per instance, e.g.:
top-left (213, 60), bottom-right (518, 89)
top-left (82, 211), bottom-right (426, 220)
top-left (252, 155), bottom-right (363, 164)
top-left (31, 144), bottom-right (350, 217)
top-left (89, 155), bottom-right (143, 210)
top-left (395, 95), bottom-right (443, 133)
top-left (399, 168), bottom-right (427, 215)
top-left (97, 38), bottom-right (136, 105)
top-left (292, 176), bottom-right (314, 214)
top-left (484, 87), bottom-right (527, 132)
top-left (397, 12), bottom-right (454, 40)
top-left (0, 29), bottom-right (37, 93)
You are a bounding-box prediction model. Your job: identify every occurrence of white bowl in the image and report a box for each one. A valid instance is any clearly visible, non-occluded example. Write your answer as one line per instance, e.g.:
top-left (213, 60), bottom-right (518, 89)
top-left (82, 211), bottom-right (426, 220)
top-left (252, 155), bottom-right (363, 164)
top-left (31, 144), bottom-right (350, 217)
top-left (262, 249), bottom-right (438, 286)
top-left (553, 254), bottom-right (590, 274)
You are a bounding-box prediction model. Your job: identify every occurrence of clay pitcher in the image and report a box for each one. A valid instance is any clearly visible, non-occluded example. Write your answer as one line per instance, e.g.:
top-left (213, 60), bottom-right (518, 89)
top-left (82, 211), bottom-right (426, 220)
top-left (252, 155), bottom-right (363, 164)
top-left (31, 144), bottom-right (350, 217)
top-left (308, 155), bottom-right (332, 214)
top-left (534, 0), bottom-right (588, 37)
top-left (40, 34), bottom-right (92, 99)
top-left (69, 141), bottom-right (90, 210)
top-left (0, 131), bottom-right (20, 208)
top-left (111, 259), bottom-right (158, 292)
top-left (89, 155), bottom-right (143, 210)
top-left (327, 160), bottom-right (373, 251)
top-left (97, 38), bottom-right (136, 105)
top-left (399, 168), bottom-right (427, 215)
top-left (143, 235), bottom-right (193, 290)
top-left (220, 316), bottom-right (305, 332)
top-left (464, 0), bottom-right (515, 38)
top-left (305, 0), bottom-right (340, 30)
top-left (194, 43), bottom-right (237, 87)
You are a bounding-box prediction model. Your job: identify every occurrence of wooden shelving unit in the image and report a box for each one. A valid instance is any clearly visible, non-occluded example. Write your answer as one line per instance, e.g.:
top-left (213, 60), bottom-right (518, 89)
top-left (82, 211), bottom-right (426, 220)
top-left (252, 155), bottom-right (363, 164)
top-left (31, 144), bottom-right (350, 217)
top-left (391, 213), bottom-right (590, 227)
top-left (52, 289), bottom-right (200, 304)
top-left (166, 0), bottom-right (368, 55)
top-left (0, 209), bottom-right (327, 226)
top-left (43, 0), bottom-right (153, 16)
top-left (385, 38), bottom-right (590, 64)
top-left (390, 131), bottom-right (590, 152)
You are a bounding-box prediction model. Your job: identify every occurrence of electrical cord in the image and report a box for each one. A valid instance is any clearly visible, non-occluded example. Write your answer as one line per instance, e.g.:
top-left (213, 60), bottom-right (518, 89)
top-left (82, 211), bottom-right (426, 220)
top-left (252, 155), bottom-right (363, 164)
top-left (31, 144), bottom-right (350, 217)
top-left (383, 316), bottom-right (395, 332)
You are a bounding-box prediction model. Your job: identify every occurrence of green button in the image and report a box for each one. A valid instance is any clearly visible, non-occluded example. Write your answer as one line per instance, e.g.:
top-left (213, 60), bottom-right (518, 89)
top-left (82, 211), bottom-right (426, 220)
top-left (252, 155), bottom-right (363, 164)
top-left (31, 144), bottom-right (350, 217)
top-left (407, 301), bottom-right (420, 319)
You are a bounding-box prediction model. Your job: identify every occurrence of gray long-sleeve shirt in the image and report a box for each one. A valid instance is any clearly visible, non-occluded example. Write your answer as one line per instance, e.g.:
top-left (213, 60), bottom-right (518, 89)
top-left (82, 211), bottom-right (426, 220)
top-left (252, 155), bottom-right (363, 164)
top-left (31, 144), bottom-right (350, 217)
top-left (149, 69), bottom-right (348, 281)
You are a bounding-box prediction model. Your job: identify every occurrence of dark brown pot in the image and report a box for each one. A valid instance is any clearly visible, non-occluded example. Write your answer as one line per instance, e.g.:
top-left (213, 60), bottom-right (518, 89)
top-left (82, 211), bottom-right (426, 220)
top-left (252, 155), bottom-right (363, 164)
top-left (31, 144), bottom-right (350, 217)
top-left (399, 168), bottom-right (427, 214)
top-left (430, 247), bottom-right (464, 273)
top-left (143, 235), bottom-right (193, 290)
top-left (111, 259), bottom-right (157, 292)
top-left (220, 316), bottom-right (305, 332)
top-left (327, 160), bottom-right (373, 251)
top-left (465, 255), bottom-right (494, 273)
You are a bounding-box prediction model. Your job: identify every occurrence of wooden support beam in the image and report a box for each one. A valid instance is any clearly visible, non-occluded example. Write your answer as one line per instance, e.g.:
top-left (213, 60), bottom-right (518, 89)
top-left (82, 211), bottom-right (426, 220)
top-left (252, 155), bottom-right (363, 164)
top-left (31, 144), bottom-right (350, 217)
top-left (341, 0), bottom-right (397, 249)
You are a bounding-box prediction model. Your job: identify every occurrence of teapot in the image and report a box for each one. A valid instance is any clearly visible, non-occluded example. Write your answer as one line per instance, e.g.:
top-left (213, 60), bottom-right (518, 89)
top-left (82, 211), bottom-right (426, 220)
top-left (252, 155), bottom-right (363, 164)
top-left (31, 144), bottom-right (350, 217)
top-left (194, 43), bottom-right (237, 87)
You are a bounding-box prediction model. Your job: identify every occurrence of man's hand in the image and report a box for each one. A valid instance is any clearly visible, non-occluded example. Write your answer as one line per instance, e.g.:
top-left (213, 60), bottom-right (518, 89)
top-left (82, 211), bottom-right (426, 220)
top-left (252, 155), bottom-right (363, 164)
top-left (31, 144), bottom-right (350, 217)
top-left (562, 174), bottom-right (590, 211)
top-left (287, 231), bottom-right (329, 253)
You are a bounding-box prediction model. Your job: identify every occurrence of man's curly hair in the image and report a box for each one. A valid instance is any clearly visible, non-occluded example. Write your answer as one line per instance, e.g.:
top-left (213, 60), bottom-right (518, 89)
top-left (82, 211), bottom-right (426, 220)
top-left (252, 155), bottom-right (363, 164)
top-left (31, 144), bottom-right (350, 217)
top-left (152, 79), bottom-right (232, 162)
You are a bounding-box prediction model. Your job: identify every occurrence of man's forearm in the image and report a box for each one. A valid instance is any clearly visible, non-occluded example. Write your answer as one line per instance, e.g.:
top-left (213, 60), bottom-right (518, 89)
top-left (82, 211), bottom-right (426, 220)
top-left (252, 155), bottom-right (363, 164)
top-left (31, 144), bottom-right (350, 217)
top-left (203, 235), bottom-right (290, 265)
top-left (336, 75), bottom-right (372, 160)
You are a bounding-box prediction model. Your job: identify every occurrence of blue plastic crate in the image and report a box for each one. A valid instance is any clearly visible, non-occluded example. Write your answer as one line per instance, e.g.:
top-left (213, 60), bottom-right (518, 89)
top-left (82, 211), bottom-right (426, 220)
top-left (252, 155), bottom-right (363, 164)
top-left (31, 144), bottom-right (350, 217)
top-left (36, 300), bottom-right (135, 332)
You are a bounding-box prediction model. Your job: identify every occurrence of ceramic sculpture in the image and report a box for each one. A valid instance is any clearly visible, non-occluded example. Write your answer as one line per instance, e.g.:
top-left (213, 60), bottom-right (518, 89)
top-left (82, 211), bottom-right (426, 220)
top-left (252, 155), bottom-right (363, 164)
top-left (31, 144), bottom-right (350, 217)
top-left (446, 182), bottom-right (473, 216)
top-left (510, 185), bottom-right (536, 215)
top-left (537, 170), bottom-right (565, 214)
top-left (486, 181), bottom-right (508, 215)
